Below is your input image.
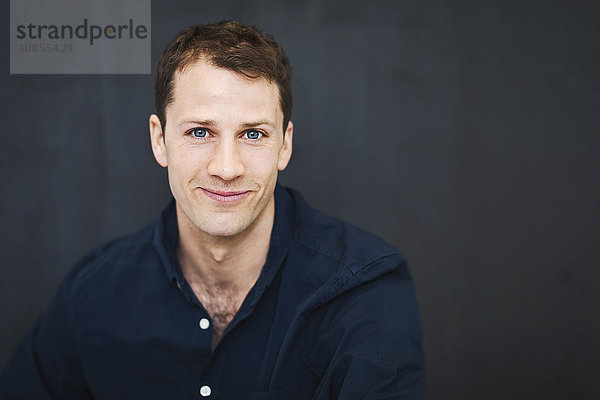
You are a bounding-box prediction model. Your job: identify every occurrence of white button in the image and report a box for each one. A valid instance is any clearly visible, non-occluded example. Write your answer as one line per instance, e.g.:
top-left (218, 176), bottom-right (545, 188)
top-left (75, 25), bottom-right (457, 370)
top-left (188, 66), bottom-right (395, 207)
top-left (199, 385), bottom-right (211, 397)
top-left (199, 318), bottom-right (210, 330)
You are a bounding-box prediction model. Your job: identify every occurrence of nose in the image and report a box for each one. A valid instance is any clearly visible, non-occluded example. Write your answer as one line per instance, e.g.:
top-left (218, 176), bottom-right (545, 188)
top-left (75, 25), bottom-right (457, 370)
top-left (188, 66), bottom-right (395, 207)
top-left (207, 137), bottom-right (245, 181)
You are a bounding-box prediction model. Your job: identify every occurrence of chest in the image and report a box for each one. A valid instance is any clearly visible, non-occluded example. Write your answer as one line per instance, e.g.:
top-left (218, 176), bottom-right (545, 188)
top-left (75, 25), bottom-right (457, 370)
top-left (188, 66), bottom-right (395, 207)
top-left (75, 278), bottom-right (317, 400)
top-left (189, 283), bottom-right (248, 347)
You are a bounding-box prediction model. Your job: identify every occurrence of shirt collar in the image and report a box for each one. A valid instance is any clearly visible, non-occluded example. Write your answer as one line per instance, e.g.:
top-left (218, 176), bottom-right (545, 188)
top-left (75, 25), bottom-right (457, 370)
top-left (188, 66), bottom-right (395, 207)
top-left (152, 183), bottom-right (293, 293)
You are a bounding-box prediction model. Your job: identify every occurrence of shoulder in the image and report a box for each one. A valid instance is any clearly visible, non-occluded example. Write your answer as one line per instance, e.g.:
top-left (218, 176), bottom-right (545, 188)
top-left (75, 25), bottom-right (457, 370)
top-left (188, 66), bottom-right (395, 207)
top-left (279, 187), bottom-right (413, 306)
top-left (285, 187), bottom-right (407, 273)
top-left (62, 221), bottom-right (159, 300)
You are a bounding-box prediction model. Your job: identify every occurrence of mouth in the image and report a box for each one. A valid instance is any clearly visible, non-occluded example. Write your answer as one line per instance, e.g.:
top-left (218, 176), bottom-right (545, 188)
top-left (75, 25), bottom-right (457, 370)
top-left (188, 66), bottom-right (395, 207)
top-left (200, 188), bottom-right (251, 203)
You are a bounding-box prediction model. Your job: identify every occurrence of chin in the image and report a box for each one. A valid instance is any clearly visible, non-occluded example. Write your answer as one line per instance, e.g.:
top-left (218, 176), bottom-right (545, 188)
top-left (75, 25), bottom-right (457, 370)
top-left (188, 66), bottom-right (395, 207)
top-left (202, 225), bottom-right (243, 238)
top-left (194, 215), bottom-right (250, 238)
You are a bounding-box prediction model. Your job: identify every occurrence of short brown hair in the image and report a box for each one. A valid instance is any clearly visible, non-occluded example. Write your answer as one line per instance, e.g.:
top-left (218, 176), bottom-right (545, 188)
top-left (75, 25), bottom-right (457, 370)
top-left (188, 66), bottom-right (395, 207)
top-left (154, 20), bottom-right (293, 133)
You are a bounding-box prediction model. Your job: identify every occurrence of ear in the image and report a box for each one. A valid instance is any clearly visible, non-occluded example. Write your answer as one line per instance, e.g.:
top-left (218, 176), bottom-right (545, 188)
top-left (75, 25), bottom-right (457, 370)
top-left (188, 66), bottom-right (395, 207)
top-left (149, 114), bottom-right (168, 167)
top-left (277, 120), bottom-right (294, 171)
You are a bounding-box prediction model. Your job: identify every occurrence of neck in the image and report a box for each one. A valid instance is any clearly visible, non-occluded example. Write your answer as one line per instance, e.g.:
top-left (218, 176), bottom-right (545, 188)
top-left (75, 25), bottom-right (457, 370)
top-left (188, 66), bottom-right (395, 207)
top-left (176, 196), bottom-right (275, 290)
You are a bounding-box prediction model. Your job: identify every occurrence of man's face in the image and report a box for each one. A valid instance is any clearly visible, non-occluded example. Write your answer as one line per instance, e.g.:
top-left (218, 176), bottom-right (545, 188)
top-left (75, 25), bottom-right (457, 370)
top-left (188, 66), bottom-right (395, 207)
top-left (149, 61), bottom-right (293, 239)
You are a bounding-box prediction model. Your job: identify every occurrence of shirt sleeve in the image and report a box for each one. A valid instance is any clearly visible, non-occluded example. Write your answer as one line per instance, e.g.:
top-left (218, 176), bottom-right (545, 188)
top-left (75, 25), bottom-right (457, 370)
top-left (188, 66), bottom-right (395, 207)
top-left (308, 258), bottom-right (425, 400)
top-left (0, 263), bottom-right (93, 399)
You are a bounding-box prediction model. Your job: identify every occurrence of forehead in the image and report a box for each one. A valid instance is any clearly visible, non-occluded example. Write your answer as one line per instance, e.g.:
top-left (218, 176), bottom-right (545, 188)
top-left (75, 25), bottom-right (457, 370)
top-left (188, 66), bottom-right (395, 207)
top-left (168, 61), bottom-right (282, 124)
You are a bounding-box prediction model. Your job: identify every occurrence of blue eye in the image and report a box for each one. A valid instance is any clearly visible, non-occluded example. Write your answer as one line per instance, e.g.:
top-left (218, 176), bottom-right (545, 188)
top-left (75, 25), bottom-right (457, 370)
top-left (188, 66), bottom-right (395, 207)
top-left (191, 128), bottom-right (208, 138)
top-left (245, 130), bottom-right (262, 140)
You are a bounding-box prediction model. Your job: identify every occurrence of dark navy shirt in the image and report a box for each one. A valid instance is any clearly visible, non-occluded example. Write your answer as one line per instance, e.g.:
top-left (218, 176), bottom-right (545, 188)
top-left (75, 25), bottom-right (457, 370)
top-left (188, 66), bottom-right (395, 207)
top-left (1, 185), bottom-right (425, 399)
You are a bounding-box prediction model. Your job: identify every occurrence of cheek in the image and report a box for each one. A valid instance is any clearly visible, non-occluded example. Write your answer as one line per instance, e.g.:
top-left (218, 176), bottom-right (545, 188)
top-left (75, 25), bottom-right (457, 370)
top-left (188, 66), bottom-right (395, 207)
top-left (242, 148), bottom-right (280, 176)
top-left (166, 146), bottom-right (206, 180)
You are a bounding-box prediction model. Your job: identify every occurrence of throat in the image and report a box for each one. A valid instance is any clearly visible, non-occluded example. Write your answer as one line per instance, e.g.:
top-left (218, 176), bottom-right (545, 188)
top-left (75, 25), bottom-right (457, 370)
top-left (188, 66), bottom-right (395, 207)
top-left (173, 197), bottom-right (275, 349)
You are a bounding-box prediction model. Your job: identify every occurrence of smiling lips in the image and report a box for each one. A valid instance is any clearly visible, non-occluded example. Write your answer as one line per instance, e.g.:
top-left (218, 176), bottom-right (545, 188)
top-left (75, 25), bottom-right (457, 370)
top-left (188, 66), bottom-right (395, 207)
top-left (200, 188), bottom-right (251, 203)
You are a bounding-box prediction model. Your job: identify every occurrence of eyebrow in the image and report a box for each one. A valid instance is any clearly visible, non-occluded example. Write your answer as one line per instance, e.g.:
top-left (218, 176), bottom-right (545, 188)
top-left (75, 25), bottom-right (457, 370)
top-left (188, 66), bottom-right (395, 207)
top-left (178, 119), bottom-right (217, 128)
top-left (240, 120), bottom-right (277, 130)
top-left (178, 119), bottom-right (277, 130)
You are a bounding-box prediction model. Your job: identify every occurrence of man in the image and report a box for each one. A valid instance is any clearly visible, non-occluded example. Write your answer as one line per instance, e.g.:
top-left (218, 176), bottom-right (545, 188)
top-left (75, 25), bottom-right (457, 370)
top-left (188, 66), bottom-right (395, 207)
top-left (1, 21), bottom-right (424, 399)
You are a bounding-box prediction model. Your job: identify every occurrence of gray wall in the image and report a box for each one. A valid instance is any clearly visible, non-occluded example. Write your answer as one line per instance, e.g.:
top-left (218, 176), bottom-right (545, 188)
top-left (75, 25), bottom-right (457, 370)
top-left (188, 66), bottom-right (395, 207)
top-left (1, 1), bottom-right (599, 399)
